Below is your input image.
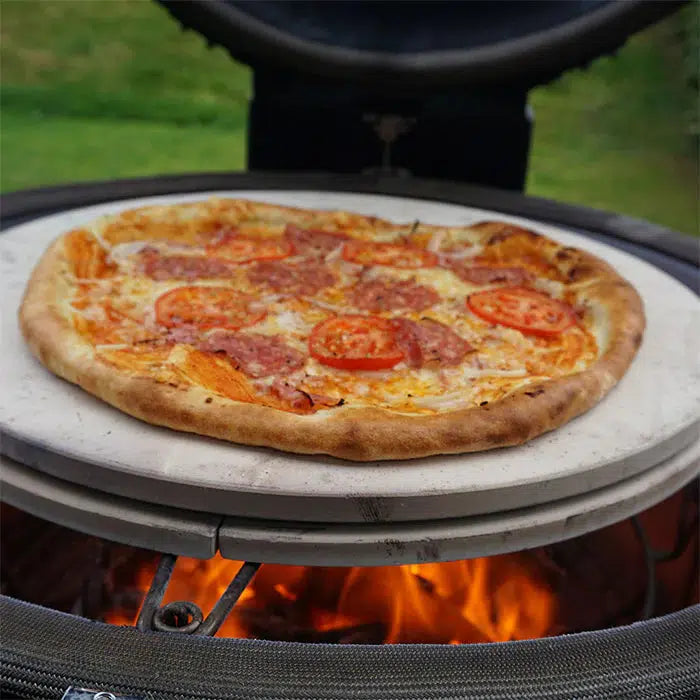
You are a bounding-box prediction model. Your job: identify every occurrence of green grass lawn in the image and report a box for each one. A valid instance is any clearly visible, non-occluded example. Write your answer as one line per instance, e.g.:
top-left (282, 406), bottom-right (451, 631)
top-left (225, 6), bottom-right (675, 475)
top-left (1, 0), bottom-right (697, 235)
top-left (527, 9), bottom-right (698, 236)
top-left (1, 112), bottom-right (244, 189)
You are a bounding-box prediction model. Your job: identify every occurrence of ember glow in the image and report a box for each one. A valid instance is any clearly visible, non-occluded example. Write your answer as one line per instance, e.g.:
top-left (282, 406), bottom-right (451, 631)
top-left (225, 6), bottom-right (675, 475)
top-left (106, 553), bottom-right (556, 644)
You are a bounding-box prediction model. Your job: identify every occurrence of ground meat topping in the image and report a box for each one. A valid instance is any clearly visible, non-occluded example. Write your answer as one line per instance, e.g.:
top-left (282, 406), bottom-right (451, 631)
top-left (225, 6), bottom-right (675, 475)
top-left (350, 278), bottom-right (439, 312)
top-left (199, 332), bottom-right (305, 378)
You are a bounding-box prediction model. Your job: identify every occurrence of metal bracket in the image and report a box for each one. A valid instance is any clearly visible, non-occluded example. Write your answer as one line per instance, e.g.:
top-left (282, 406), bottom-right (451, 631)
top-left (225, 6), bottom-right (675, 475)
top-left (62, 688), bottom-right (144, 700)
top-left (363, 113), bottom-right (416, 175)
top-left (135, 553), bottom-right (260, 636)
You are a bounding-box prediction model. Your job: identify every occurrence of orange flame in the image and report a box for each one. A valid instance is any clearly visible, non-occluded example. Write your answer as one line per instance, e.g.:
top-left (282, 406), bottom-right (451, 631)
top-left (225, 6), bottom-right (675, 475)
top-left (106, 552), bottom-right (555, 644)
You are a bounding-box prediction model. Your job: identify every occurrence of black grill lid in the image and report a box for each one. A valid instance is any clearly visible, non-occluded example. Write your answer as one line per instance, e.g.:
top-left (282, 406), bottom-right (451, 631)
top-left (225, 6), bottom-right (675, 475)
top-left (156, 0), bottom-right (683, 89)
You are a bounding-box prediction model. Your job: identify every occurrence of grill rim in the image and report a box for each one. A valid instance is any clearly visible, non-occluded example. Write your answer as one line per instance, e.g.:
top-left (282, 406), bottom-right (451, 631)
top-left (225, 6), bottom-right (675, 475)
top-left (1, 595), bottom-right (699, 700)
top-left (1, 174), bottom-right (698, 697)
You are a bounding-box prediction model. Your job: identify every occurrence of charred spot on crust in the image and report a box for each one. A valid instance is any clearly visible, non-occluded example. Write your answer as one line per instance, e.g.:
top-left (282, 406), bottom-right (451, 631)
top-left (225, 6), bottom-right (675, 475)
top-left (633, 331), bottom-right (643, 348)
top-left (487, 229), bottom-right (515, 245)
top-left (567, 264), bottom-right (595, 282)
top-left (548, 398), bottom-right (570, 420)
top-left (555, 247), bottom-right (577, 261)
top-left (507, 415), bottom-right (532, 443)
top-left (205, 397), bottom-right (213, 403)
top-left (483, 224), bottom-right (541, 246)
top-left (337, 423), bottom-right (362, 456)
top-left (524, 388), bottom-right (545, 398)
top-left (479, 401), bottom-right (489, 406)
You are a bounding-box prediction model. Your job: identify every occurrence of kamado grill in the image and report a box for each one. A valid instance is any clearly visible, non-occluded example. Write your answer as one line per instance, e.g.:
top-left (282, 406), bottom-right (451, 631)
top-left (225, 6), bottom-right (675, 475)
top-left (1, 3), bottom-right (699, 700)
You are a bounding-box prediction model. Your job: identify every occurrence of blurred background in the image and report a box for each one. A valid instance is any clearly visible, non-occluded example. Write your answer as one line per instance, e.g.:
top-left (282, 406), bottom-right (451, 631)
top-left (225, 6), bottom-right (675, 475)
top-left (1, 0), bottom-right (697, 235)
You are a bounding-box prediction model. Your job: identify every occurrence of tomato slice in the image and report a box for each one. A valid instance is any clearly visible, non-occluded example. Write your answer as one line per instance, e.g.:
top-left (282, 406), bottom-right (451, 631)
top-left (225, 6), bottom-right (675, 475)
top-left (155, 286), bottom-right (265, 331)
top-left (309, 315), bottom-right (404, 370)
top-left (342, 240), bottom-right (437, 268)
top-left (467, 287), bottom-right (575, 337)
top-left (206, 231), bottom-right (293, 263)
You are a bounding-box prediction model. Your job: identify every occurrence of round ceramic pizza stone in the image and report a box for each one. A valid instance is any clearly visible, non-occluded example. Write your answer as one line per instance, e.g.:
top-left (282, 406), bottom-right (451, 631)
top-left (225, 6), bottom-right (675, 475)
top-left (0, 191), bottom-right (698, 524)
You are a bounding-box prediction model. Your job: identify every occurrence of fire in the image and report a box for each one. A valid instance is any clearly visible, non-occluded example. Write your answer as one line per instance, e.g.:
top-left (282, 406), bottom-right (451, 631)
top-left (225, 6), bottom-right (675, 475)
top-left (106, 552), bottom-right (556, 644)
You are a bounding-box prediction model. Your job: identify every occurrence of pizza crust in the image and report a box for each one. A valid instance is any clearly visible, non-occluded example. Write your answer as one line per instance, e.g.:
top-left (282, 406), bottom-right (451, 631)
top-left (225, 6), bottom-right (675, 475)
top-left (19, 210), bottom-right (645, 461)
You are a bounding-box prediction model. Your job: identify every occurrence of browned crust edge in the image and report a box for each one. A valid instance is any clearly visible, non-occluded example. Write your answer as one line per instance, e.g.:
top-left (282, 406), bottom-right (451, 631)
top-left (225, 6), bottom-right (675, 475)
top-left (19, 209), bottom-right (646, 462)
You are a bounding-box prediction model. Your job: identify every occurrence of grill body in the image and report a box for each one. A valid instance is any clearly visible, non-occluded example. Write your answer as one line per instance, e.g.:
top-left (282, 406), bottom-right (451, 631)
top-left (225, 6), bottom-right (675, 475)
top-left (0, 173), bottom-right (698, 699)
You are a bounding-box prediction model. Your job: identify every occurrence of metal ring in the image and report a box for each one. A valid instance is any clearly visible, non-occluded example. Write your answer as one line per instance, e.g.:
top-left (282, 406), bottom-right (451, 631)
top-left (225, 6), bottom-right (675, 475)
top-left (93, 693), bottom-right (117, 700)
top-left (152, 600), bottom-right (203, 634)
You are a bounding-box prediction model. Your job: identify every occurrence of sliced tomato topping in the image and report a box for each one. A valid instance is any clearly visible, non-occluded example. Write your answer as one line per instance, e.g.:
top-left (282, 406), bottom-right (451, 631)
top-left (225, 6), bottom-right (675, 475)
top-left (342, 240), bottom-right (437, 268)
top-left (467, 287), bottom-right (575, 337)
top-left (309, 315), bottom-right (404, 370)
top-left (155, 286), bottom-right (265, 331)
top-left (206, 231), bottom-right (293, 263)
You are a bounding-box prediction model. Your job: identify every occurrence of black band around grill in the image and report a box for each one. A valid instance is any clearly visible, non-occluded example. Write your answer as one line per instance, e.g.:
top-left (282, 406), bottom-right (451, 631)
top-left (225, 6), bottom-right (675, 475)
top-left (1, 596), bottom-right (698, 700)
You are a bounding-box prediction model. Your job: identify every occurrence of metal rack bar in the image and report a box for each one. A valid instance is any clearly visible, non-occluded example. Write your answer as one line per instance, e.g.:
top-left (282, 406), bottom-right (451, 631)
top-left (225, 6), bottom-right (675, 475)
top-left (135, 553), bottom-right (177, 632)
top-left (135, 555), bottom-right (260, 636)
top-left (195, 561), bottom-right (261, 636)
top-left (631, 488), bottom-right (699, 620)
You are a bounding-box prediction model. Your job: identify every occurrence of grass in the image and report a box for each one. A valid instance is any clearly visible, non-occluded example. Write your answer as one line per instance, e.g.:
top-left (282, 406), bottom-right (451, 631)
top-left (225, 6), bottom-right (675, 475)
top-left (1, 0), bottom-right (697, 235)
top-left (527, 8), bottom-right (698, 235)
top-left (0, 0), bottom-right (249, 189)
top-left (0, 0), bottom-right (250, 113)
top-left (1, 112), bottom-right (244, 191)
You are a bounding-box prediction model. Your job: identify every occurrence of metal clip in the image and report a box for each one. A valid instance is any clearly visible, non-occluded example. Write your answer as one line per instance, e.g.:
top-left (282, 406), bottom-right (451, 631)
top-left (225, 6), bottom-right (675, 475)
top-left (61, 688), bottom-right (145, 700)
top-left (135, 553), bottom-right (260, 636)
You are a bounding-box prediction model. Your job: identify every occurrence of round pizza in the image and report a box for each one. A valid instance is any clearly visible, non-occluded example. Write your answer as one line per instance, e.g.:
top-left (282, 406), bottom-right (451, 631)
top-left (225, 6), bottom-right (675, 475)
top-left (19, 197), bottom-right (645, 461)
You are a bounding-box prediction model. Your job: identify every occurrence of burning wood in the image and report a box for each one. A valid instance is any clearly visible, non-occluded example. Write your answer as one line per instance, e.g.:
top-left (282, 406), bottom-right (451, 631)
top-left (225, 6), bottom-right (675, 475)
top-left (238, 608), bottom-right (386, 644)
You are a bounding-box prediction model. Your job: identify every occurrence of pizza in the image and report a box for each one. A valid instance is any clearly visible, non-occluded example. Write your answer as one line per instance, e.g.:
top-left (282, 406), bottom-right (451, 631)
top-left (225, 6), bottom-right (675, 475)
top-left (19, 197), bottom-right (645, 461)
